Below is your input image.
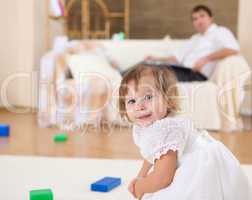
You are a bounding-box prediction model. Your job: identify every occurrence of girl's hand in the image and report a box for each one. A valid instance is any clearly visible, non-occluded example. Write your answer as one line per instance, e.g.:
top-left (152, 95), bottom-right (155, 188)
top-left (134, 180), bottom-right (144, 200)
top-left (128, 178), bottom-right (138, 197)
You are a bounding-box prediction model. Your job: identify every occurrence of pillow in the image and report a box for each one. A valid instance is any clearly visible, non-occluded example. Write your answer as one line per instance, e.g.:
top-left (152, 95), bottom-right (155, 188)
top-left (66, 53), bottom-right (122, 84)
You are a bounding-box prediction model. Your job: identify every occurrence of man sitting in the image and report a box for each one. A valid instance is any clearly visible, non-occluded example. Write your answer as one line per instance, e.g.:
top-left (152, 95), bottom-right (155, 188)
top-left (146, 5), bottom-right (240, 82)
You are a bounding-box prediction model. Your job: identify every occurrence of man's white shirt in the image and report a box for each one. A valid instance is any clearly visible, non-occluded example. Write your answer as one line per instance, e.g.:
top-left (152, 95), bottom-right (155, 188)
top-left (173, 24), bottom-right (240, 77)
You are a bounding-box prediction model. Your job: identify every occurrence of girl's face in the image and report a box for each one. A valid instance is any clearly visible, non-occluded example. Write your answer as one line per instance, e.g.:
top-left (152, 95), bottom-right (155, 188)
top-left (125, 74), bottom-right (168, 127)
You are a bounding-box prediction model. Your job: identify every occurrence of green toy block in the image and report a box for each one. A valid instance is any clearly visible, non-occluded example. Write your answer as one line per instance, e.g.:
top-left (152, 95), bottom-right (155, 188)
top-left (118, 32), bottom-right (125, 40)
top-left (54, 133), bottom-right (68, 142)
top-left (30, 189), bottom-right (53, 200)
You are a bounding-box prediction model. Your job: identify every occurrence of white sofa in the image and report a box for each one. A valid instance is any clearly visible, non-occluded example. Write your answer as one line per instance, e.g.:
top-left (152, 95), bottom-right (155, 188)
top-left (38, 39), bottom-right (251, 132)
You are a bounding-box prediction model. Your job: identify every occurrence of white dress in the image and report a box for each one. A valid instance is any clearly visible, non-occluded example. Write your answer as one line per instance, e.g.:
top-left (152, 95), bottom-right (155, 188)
top-left (133, 116), bottom-right (251, 200)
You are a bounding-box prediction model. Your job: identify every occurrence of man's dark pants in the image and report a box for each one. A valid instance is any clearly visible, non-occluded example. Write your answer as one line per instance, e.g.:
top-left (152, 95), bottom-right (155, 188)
top-left (120, 64), bottom-right (208, 82)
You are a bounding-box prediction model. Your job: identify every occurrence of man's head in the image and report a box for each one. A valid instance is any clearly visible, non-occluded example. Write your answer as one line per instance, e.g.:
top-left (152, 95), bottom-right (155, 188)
top-left (191, 5), bottom-right (213, 34)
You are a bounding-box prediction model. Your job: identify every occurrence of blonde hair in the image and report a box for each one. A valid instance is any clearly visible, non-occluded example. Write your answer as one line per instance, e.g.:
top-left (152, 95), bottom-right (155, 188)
top-left (119, 63), bottom-right (179, 120)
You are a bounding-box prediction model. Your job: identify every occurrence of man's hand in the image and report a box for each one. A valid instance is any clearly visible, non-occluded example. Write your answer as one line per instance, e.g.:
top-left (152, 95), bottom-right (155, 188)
top-left (145, 55), bottom-right (178, 64)
top-left (193, 57), bottom-right (209, 72)
top-left (144, 55), bottom-right (157, 61)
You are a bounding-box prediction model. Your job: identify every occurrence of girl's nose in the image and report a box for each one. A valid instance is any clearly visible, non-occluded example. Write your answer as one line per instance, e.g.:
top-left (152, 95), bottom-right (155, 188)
top-left (135, 100), bottom-right (145, 111)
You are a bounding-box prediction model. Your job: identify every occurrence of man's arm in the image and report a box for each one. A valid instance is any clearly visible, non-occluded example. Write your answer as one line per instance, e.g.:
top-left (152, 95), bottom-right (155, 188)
top-left (145, 35), bottom-right (195, 66)
top-left (109, 60), bottom-right (120, 70)
top-left (134, 151), bottom-right (177, 199)
top-left (193, 48), bottom-right (239, 72)
top-left (206, 48), bottom-right (239, 61)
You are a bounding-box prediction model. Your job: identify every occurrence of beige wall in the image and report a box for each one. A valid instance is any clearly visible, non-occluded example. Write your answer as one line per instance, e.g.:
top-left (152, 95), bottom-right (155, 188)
top-left (34, 0), bottom-right (49, 68)
top-left (238, 0), bottom-right (252, 66)
top-left (34, 0), bottom-right (65, 64)
top-left (0, 0), bottom-right (35, 108)
top-left (0, 0), bottom-right (63, 108)
top-left (238, 0), bottom-right (252, 115)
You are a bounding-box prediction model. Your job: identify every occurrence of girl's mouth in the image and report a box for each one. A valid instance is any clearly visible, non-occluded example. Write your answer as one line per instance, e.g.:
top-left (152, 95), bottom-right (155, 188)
top-left (137, 113), bottom-right (152, 120)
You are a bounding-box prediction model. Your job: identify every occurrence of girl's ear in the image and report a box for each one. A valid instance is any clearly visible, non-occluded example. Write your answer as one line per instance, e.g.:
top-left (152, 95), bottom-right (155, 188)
top-left (167, 107), bottom-right (172, 115)
top-left (166, 100), bottom-right (176, 115)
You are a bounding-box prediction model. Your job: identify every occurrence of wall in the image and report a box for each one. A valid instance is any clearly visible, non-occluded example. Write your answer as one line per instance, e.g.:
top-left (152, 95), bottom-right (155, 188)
top-left (238, 0), bottom-right (252, 115)
top-left (0, 0), bottom-right (35, 108)
top-left (0, 0), bottom-right (64, 108)
top-left (34, 0), bottom-right (49, 68)
top-left (0, 0), bottom-right (61, 109)
top-left (238, 0), bottom-right (252, 66)
top-left (34, 0), bottom-right (65, 64)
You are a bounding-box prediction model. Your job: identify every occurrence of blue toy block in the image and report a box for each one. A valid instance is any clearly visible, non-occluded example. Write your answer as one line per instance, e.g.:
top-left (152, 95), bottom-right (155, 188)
top-left (91, 177), bottom-right (121, 192)
top-left (0, 124), bottom-right (10, 137)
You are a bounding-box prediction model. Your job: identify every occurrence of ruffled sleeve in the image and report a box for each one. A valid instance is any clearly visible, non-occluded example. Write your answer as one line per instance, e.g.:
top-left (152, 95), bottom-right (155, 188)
top-left (152, 117), bottom-right (193, 163)
top-left (133, 117), bottom-right (194, 164)
top-left (133, 117), bottom-right (193, 164)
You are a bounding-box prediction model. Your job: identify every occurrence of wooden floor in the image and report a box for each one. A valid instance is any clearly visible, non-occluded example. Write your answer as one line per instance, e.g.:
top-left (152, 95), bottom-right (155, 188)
top-left (0, 110), bottom-right (251, 164)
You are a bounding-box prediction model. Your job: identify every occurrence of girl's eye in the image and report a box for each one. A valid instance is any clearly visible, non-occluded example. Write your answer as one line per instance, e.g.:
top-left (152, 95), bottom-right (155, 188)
top-left (127, 99), bottom-right (136, 105)
top-left (144, 94), bottom-right (153, 101)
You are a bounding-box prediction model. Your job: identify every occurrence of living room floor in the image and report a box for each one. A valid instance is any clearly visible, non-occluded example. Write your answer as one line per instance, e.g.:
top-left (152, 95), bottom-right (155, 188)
top-left (0, 109), bottom-right (251, 164)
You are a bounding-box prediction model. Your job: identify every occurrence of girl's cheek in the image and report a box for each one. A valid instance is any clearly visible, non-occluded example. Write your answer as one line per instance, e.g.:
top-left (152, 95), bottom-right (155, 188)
top-left (126, 110), bottom-right (135, 122)
top-left (125, 104), bottom-right (134, 115)
top-left (144, 99), bottom-right (154, 110)
top-left (144, 102), bottom-right (151, 110)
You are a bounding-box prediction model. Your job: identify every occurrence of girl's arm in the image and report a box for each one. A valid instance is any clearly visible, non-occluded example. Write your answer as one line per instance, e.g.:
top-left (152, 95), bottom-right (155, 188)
top-left (137, 159), bottom-right (153, 178)
top-left (134, 150), bottom-right (177, 198)
top-left (128, 160), bottom-right (152, 197)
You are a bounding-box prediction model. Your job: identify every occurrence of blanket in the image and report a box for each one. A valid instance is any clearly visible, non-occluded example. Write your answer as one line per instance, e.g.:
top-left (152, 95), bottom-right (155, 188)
top-left (210, 55), bottom-right (251, 131)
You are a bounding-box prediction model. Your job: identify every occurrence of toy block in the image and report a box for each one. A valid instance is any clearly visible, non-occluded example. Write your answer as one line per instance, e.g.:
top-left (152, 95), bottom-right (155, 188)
top-left (30, 189), bottom-right (53, 200)
top-left (91, 177), bottom-right (121, 192)
top-left (0, 124), bottom-right (10, 137)
top-left (53, 133), bottom-right (68, 142)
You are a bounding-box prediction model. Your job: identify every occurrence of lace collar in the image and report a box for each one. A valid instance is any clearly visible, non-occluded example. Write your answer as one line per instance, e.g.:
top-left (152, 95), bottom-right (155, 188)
top-left (133, 115), bottom-right (184, 134)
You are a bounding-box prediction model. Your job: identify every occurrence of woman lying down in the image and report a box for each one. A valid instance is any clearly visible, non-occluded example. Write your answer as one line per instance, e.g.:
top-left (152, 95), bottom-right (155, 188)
top-left (60, 41), bottom-right (120, 79)
top-left (54, 41), bottom-right (122, 129)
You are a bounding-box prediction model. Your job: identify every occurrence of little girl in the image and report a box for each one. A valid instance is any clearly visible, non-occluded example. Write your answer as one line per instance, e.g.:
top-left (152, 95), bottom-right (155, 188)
top-left (118, 63), bottom-right (251, 200)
